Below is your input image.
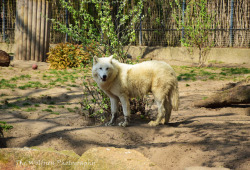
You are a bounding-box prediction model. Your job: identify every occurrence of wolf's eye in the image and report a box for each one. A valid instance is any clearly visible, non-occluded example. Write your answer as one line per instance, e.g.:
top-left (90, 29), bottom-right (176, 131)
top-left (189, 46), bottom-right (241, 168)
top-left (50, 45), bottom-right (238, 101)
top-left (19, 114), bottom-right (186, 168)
top-left (99, 67), bottom-right (102, 70)
top-left (106, 68), bottom-right (109, 70)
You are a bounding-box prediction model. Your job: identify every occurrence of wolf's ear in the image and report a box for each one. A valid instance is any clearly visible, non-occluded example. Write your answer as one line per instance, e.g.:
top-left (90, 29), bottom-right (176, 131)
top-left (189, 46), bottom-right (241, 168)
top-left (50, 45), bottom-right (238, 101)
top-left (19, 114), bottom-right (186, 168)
top-left (93, 56), bottom-right (99, 65)
top-left (109, 55), bottom-right (113, 63)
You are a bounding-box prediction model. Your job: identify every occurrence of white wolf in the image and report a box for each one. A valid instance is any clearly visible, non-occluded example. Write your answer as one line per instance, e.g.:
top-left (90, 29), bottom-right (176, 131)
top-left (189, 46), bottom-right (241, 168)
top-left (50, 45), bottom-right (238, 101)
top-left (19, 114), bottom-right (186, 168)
top-left (92, 55), bottom-right (179, 127)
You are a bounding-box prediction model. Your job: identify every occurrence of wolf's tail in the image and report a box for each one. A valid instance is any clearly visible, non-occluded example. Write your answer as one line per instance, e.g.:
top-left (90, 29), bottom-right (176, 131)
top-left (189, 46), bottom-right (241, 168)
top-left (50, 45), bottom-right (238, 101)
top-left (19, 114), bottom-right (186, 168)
top-left (170, 83), bottom-right (179, 111)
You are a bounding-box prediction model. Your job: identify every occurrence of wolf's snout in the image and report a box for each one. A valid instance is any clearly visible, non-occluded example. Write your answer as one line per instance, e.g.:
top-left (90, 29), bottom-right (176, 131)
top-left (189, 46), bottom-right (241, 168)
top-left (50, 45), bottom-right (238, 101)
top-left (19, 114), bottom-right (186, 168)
top-left (102, 75), bottom-right (107, 81)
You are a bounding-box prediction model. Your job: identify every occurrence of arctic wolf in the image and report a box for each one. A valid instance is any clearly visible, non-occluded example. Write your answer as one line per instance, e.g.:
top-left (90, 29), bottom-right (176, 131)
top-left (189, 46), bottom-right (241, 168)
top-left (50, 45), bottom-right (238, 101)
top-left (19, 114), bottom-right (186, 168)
top-left (92, 55), bottom-right (179, 127)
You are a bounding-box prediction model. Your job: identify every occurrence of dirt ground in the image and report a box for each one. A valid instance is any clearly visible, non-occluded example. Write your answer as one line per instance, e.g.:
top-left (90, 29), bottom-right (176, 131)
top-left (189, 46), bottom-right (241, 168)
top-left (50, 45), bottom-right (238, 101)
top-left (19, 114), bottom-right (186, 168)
top-left (0, 60), bottom-right (250, 170)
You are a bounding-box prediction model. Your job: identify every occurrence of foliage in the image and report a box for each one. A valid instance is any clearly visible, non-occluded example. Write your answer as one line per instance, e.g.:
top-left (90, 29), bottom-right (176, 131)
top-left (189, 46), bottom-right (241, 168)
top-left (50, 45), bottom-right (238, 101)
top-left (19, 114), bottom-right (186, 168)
top-left (0, 121), bottom-right (13, 132)
top-left (53, 0), bottom-right (144, 62)
top-left (170, 0), bottom-right (217, 65)
top-left (47, 43), bottom-right (99, 69)
top-left (81, 75), bottom-right (112, 122)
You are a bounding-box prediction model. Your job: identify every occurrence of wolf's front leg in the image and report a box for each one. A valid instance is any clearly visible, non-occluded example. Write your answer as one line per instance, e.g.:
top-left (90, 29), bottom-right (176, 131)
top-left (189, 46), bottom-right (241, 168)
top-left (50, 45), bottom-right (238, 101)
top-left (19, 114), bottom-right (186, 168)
top-left (118, 96), bottom-right (130, 127)
top-left (105, 97), bottom-right (118, 126)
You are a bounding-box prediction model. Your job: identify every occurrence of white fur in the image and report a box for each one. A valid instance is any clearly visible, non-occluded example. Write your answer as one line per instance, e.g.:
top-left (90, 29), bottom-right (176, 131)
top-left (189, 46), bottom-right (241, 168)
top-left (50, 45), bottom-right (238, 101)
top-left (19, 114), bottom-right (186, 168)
top-left (92, 55), bottom-right (179, 127)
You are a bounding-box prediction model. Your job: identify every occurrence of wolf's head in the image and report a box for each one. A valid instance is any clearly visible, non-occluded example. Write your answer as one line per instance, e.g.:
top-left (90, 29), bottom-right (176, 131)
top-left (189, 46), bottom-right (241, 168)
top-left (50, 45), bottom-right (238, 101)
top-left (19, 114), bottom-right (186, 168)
top-left (92, 55), bottom-right (117, 83)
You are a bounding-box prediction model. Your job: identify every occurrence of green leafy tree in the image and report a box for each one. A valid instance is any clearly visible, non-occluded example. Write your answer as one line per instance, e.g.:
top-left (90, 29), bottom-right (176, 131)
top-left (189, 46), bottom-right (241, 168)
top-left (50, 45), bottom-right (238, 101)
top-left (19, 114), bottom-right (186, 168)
top-left (171, 0), bottom-right (217, 66)
top-left (52, 0), bottom-right (144, 62)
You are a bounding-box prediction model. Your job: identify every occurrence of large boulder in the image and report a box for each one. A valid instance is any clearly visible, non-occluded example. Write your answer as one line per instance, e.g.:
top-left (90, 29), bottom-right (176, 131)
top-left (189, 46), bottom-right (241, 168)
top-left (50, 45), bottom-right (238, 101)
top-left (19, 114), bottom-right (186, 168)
top-left (0, 147), bottom-right (160, 170)
top-left (0, 50), bottom-right (10, 67)
top-left (0, 147), bottom-right (79, 169)
top-left (77, 147), bottom-right (160, 170)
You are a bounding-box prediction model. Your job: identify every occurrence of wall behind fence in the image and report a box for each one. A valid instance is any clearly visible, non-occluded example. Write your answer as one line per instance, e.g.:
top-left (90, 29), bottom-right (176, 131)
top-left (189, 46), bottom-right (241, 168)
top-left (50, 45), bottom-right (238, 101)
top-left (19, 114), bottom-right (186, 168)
top-left (0, 0), bottom-right (250, 48)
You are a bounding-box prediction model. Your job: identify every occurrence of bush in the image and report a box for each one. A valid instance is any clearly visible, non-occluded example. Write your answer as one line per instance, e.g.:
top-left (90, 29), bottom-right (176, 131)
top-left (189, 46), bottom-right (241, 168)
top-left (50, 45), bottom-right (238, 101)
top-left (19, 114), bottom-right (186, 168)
top-left (47, 43), bottom-right (99, 69)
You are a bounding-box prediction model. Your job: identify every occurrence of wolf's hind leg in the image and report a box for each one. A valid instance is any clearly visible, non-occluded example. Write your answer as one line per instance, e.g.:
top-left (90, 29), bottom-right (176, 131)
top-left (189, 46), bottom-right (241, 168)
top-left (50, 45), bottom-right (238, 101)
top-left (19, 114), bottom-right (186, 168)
top-left (164, 97), bottom-right (172, 124)
top-left (149, 99), bottom-right (165, 126)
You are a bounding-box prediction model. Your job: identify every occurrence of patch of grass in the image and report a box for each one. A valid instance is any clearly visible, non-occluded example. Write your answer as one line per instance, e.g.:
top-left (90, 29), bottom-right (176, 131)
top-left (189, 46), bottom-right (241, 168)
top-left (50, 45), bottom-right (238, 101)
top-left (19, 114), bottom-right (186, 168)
top-left (67, 108), bottom-right (75, 112)
top-left (42, 109), bottom-right (53, 112)
top-left (51, 112), bottom-right (60, 115)
top-left (0, 79), bottom-right (17, 89)
top-left (24, 107), bottom-right (37, 112)
top-left (18, 81), bottom-right (48, 90)
top-left (49, 101), bottom-right (56, 105)
top-left (6, 103), bottom-right (21, 109)
top-left (58, 105), bottom-right (65, 108)
top-left (221, 67), bottom-right (250, 75)
top-left (0, 121), bottom-right (13, 131)
top-left (177, 73), bottom-right (197, 81)
top-left (48, 105), bottom-right (56, 108)
top-left (202, 97), bottom-right (208, 100)
top-left (22, 102), bottom-right (32, 106)
top-left (0, 93), bottom-right (7, 97)
top-left (34, 104), bottom-right (40, 107)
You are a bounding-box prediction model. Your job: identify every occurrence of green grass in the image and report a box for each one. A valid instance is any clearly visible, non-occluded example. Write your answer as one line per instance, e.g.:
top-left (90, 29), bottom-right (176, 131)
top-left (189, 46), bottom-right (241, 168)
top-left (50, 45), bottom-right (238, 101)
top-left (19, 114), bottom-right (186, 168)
top-left (18, 81), bottom-right (48, 90)
top-left (42, 109), bottom-right (53, 112)
top-left (51, 112), bottom-right (60, 115)
top-left (48, 105), bottom-right (56, 108)
top-left (67, 108), bottom-right (75, 112)
top-left (24, 107), bottom-right (37, 112)
top-left (174, 66), bottom-right (250, 81)
top-left (34, 104), bottom-right (40, 107)
top-left (0, 121), bottom-right (13, 131)
top-left (22, 102), bottom-right (32, 106)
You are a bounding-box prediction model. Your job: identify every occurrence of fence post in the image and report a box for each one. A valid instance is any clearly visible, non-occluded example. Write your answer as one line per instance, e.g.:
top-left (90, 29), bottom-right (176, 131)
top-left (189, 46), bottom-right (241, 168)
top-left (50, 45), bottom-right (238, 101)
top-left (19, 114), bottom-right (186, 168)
top-left (31, 0), bottom-right (37, 61)
top-left (27, 0), bottom-right (33, 60)
top-left (181, 0), bottom-right (186, 40)
top-left (2, 0), bottom-right (6, 42)
top-left (44, 1), bottom-right (51, 59)
top-left (229, 0), bottom-right (234, 47)
top-left (65, 0), bottom-right (68, 42)
top-left (139, 13), bottom-right (142, 46)
top-left (22, 0), bottom-right (28, 60)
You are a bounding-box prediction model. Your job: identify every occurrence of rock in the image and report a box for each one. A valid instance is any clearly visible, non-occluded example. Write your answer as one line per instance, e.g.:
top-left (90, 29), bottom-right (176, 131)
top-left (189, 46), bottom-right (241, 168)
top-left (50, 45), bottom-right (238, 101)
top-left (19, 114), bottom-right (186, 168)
top-left (0, 147), bottom-right (79, 170)
top-left (0, 147), bottom-right (160, 170)
top-left (32, 64), bottom-right (38, 70)
top-left (76, 147), bottom-right (160, 170)
top-left (0, 50), bottom-right (10, 67)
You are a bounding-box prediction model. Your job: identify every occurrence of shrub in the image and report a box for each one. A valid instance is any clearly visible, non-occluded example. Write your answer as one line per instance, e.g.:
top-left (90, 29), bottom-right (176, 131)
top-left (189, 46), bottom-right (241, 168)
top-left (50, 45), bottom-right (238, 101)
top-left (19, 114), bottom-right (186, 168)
top-left (47, 43), bottom-right (99, 69)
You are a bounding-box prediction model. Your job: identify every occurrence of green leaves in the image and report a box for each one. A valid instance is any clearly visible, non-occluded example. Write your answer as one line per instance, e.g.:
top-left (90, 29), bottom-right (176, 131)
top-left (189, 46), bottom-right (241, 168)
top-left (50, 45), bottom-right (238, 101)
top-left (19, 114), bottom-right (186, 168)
top-left (171, 0), bottom-right (217, 65)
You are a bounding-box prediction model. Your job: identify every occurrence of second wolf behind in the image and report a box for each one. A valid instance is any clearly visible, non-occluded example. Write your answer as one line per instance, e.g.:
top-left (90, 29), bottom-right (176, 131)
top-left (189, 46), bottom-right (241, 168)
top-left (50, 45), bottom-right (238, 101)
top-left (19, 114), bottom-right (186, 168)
top-left (92, 56), bottom-right (179, 127)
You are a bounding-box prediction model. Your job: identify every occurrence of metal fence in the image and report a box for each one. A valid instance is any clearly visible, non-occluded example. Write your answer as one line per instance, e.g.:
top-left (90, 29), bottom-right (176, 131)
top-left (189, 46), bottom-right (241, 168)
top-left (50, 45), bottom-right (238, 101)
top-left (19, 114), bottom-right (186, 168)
top-left (1, 0), bottom-right (250, 48)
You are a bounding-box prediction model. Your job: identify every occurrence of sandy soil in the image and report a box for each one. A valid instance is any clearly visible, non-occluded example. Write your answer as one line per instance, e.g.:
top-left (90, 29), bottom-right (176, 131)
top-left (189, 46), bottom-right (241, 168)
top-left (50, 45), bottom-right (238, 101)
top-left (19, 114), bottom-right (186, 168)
top-left (0, 60), bottom-right (249, 170)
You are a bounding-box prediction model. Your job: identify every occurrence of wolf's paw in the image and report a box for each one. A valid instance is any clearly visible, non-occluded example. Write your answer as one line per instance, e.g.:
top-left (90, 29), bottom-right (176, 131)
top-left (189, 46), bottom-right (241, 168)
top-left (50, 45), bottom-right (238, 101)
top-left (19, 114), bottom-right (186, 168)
top-left (105, 121), bottom-right (115, 126)
top-left (118, 121), bottom-right (129, 127)
top-left (148, 121), bottom-right (159, 126)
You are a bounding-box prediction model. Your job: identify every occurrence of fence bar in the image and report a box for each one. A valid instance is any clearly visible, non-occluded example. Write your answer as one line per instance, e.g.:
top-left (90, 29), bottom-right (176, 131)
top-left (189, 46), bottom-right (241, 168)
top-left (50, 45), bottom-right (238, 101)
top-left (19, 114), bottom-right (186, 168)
top-left (229, 0), bottom-right (234, 47)
top-left (40, 0), bottom-right (46, 61)
top-left (27, 0), bottom-right (33, 60)
top-left (65, 0), bottom-right (68, 42)
top-left (2, 0), bottom-right (5, 42)
top-left (31, 0), bottom-right (37, 61)
top-left (44, 1), bottom-right (51, 60)
top-left (22, 0), bottom-right (28, 60)
top-left (181, 0), bottom-right (186, 40)
top-left (139, 14), bottom-right (142, 46)
top-left (35, 0), bottom-right (42, 61)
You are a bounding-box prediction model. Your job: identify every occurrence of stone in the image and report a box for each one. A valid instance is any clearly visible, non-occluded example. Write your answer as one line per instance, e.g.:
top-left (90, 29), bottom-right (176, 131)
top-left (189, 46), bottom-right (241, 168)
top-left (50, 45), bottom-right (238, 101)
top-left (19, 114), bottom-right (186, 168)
top-left (76, 147), bottom-right (160, 170)
top-left (0, 50), bottom-right (10, 67)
